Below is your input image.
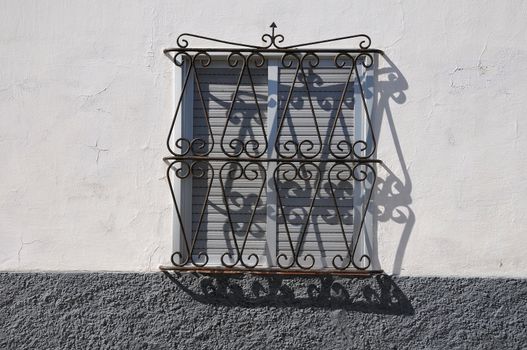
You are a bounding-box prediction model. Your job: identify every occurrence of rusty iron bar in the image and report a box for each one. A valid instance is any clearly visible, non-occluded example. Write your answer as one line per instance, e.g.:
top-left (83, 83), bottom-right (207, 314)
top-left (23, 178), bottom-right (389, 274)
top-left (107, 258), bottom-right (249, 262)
top-left (159, 265), bottom-right (384, 277)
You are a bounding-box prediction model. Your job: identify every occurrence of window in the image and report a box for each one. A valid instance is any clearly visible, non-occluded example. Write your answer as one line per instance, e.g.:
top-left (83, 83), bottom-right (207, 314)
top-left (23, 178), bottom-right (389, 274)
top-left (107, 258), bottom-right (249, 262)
top-left (164, 25), bottom-right (382, 273)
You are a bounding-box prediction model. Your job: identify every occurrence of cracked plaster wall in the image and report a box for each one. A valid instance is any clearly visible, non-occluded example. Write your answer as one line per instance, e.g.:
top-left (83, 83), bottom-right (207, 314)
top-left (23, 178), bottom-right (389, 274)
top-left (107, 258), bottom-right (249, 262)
top-left (0, 0), bottom-right (526, 277)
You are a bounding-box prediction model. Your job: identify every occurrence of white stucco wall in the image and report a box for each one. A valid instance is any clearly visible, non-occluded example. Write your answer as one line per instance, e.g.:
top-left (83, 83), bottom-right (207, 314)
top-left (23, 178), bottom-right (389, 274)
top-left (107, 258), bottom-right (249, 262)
top-left (0, 0), bottom-right (526, 277)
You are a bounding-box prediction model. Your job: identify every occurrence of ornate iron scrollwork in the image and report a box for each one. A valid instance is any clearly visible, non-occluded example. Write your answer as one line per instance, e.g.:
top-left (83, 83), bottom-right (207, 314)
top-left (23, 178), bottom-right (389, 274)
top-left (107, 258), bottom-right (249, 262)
top-left (163, 24), bottom-right (383, 274)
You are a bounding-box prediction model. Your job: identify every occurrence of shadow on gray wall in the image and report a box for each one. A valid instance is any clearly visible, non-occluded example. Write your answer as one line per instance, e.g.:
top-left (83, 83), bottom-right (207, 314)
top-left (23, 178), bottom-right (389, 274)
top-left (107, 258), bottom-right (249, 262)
top-left (163, 272), bottom-right (414, 316)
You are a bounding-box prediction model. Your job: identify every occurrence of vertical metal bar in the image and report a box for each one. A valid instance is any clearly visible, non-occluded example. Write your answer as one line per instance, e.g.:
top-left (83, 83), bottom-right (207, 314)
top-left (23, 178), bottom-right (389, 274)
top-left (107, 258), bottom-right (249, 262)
top-left (173, 59), bottom-right (194, 264)
top-left (266, 58), bottom-right (279, 267)
top-left (171, 57), bottom-right (181, 262)
top-left (353, 60), bottom-right (365, 268)
top-left (362, 57), bottom-right (376, 270)
top-left (353, 59), bottom-right (374, 270)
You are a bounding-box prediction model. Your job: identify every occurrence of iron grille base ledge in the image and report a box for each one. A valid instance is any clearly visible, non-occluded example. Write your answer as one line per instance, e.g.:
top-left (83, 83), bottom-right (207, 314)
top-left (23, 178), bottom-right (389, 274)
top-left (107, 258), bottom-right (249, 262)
top-left (159, 265), bottom-right (383, 277)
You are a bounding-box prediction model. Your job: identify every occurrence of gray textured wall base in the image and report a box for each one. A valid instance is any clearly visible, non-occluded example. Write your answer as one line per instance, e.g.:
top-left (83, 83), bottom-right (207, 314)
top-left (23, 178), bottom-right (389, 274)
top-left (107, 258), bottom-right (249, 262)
top-left (1, 273), bottom-right (526, 349)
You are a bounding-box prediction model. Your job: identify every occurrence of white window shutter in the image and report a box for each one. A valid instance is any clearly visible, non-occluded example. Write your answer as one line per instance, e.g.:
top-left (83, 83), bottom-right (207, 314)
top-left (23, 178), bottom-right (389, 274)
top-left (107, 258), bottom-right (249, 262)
top-left (276, 66), bottom-right (356, 268)
top-left (192, 65), bottom-right (268, 266)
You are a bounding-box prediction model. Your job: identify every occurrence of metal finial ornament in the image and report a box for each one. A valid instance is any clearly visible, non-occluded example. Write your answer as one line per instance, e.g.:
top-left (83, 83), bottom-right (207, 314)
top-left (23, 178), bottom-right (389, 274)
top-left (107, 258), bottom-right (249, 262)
top-left (261, 22), bottom-right (285, 48)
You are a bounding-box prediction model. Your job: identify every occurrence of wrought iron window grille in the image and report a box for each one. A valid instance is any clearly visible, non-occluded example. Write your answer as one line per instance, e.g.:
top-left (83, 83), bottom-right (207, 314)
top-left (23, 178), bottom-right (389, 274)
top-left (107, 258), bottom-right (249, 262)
top-left (161, 23), bottom-right (384, 276)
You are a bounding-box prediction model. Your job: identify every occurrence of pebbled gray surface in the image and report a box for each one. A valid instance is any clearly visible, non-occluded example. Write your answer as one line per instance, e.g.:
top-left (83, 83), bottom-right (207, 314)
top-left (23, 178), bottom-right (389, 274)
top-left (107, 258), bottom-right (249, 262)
top-left (0, 273), bottom-right (526, 349)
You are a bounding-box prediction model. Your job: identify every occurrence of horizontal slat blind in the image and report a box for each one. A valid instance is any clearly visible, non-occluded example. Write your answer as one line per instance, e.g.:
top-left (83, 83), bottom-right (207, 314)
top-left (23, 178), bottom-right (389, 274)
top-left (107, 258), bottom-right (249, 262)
top-left (277, 67), bottom-right (355, 267)
top-left (192, 66), bottom-right (268, 263)
top-left (188, 63), bottom-right (357, 268)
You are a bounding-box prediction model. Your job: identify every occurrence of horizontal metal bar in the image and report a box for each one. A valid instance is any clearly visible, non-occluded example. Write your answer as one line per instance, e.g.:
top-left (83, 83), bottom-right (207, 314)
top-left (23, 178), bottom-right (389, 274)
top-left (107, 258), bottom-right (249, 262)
top-left (159, 265), bottom-right (383, 277)
top-left (164, 48), bottom-right (385, 55)
top-left (163, 156), bottom-right (383, 164)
